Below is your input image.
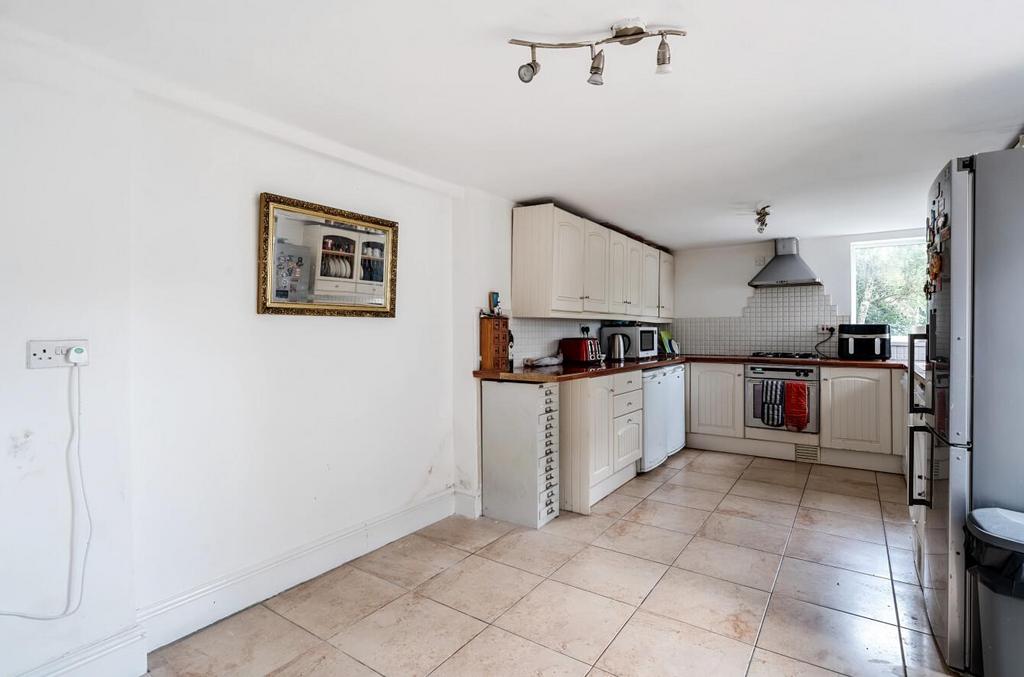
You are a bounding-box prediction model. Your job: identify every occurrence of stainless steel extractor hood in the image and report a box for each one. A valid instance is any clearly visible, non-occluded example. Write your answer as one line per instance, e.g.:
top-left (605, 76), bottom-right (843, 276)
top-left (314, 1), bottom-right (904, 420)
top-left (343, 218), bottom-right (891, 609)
top-left (748, 237), bottom-right (822, 287)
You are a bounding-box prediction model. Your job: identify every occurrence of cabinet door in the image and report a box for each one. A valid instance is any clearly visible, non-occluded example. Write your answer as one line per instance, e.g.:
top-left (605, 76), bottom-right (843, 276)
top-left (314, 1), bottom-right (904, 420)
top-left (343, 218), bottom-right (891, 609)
top-left (625, 239), bottom-right (644, 316)
top-left (688, 363), bottom-right (744, 438)
top-left (589, 377), bottom-right (614, 487)
top-left (641, 245), bottom-right (661, 316)
top-left (551, 210), bottom-right (585, 312)
top-left (608, 232), bottom-right (628, 315)
top-left (583, 221), bottom-right (610, 313)
top-left (613, 413), bottom-right (643, 472)
top-left (659, 251), bottom-right (675, 318)
top-left (820, 368), bottom-right (893, 453)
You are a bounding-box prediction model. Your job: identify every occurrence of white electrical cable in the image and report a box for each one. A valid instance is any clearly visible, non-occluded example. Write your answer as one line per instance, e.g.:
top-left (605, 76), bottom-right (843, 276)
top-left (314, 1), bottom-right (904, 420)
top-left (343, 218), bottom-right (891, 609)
top-left (0, 364), bottom-right (93, 620)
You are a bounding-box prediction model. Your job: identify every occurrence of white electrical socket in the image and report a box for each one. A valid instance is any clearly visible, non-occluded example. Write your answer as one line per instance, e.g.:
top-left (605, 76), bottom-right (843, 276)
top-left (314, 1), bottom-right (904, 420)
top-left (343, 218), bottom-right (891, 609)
top-left (817, 325), bottom-right (835, 335)
top-left (26, 339), bottom-right (89, 369)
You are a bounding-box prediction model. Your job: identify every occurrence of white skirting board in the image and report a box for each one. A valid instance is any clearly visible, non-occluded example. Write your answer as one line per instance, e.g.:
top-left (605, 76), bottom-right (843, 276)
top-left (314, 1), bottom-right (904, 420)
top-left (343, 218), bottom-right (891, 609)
top-left (453, 489), bottom-right (481, 517)
top-left (137, 488), bottom-right (455, 652)
top-left (19, 625), bottom-right (146, 677)
top-left (687, 433), bottom-right (795, 460)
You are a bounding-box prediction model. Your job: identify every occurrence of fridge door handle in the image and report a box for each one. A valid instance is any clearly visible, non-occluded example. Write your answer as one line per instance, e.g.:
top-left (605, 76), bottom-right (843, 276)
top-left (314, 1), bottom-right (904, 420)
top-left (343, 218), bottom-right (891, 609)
top-left (907, 425), bottom-right (933, 507)
top-left (907, 332), bottom-right (933, 414)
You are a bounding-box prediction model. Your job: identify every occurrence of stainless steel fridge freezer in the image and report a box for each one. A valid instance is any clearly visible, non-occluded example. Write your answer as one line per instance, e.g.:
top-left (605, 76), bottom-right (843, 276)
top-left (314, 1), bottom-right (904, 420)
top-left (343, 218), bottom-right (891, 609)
top-left (908, 148), bottom-right (1024, 674)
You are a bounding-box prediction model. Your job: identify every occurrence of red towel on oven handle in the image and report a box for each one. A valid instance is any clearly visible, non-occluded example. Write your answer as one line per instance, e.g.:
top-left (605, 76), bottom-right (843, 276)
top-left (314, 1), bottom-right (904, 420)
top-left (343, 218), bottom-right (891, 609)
top-left (784, 381), bottom-right (809, 431)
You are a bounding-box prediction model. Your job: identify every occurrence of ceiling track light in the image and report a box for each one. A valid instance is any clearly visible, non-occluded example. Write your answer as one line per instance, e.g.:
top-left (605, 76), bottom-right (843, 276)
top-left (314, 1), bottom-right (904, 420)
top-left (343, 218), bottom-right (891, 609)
top-left (510, 18), bottom-right (686, 85)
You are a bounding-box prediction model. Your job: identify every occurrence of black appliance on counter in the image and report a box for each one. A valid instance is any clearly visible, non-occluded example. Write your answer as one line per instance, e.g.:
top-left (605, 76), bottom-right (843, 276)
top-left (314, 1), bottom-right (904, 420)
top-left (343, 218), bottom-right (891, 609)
top-left (837, 323), bottom-right (891, 360)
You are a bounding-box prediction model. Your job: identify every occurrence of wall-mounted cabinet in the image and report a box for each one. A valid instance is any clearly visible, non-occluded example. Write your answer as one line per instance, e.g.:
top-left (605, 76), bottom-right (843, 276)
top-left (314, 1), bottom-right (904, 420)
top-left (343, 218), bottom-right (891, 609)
top-left (512, 204), bottom-right (673, 322)
top-left (659, 251), bottom-right (675, 318)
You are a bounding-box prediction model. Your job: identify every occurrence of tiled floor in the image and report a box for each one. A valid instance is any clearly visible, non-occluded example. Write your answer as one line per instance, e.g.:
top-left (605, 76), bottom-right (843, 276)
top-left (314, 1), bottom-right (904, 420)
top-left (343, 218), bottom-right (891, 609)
top-left (148, 450), bottom-right (956, 677)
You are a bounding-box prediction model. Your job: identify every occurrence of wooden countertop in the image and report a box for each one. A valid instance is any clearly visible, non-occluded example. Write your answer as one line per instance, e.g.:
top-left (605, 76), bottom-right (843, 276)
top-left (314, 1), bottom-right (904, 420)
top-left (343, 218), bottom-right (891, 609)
top-left (473, 354), bottom-right (905, 383)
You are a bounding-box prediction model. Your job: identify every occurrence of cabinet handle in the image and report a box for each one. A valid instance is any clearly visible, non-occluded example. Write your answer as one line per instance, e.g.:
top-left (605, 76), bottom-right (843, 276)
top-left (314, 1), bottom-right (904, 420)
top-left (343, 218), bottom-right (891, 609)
top-left (579, 295), bottom-right (585, 299)
top-left (546, 473), bottom-right (554, 481)
top-left (627, 401), bottom-right (633, 407)
top-left (544, 465), bottom-right (554, 473)
top-left (545, 498), bottom-right (554, 507)
top-left (546, 507), bottom-right (555, 515)
top-left (545, 423), bottom-right (553, 430)
top-left (546, 490), bottom-right (555, 498)
top-left (545, 398), bottom-right (553, 403)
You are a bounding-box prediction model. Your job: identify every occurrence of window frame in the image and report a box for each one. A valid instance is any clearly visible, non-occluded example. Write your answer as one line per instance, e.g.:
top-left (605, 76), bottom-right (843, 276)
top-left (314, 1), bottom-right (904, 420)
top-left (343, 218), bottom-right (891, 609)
top-left (849, 236), bottom-right (927, 343)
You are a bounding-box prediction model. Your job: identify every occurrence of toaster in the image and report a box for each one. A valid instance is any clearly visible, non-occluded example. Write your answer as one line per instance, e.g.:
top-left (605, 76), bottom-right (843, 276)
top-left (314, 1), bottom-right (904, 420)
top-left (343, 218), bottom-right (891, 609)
top-left (559, 337), bottom-right (603, 364)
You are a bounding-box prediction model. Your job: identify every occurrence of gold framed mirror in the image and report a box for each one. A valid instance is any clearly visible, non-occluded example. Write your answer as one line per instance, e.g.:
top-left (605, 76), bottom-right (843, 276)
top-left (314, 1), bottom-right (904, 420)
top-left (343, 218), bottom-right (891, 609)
top-left (257, 193), bottom-right (398, 317)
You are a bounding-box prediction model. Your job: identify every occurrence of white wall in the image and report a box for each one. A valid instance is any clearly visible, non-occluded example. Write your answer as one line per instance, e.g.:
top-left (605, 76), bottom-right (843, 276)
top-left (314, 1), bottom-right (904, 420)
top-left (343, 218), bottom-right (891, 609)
top-left (450, 190), bottom-right (512, 515)
top-left (674, 229), bottom-right (923, 318)
top-left (0, 39), bottom-right (144, 675)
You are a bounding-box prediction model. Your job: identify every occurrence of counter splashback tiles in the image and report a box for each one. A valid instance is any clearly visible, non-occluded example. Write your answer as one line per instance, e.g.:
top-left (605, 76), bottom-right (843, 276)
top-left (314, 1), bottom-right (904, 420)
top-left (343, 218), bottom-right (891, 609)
top-left (673, 286), bottom-right (849, 358)
top-left (508, 318), bottom-right (602, 361)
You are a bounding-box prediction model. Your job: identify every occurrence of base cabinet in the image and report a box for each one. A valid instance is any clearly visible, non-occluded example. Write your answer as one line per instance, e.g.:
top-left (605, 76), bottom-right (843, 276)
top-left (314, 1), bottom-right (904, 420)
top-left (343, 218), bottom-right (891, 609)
top-left (688, 362), bottom-right (744, 438)
top-left (820, 367), bottom-right (893, 454)
top-left (613, 413), bottom-right (643, 472)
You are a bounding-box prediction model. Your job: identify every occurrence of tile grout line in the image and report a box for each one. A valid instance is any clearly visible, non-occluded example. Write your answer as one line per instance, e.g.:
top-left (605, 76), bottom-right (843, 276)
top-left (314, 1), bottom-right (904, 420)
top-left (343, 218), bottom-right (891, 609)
top-left (259, 601), bottom-right (386, 676)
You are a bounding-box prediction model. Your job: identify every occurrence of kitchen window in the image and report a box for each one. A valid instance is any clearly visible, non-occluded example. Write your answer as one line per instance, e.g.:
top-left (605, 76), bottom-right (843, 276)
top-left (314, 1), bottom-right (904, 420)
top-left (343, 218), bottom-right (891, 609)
top-left (851, 238), bottom-right (927, 340)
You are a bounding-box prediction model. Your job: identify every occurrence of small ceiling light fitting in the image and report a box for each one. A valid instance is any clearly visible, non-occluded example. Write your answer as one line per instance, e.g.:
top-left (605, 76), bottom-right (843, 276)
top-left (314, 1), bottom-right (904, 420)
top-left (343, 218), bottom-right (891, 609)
top-left (588, 47), bottom-right (605, 86)
top-left (510, 18), bottom-right (686, 86)
top-left (756, 205), bottom-right (772, 234)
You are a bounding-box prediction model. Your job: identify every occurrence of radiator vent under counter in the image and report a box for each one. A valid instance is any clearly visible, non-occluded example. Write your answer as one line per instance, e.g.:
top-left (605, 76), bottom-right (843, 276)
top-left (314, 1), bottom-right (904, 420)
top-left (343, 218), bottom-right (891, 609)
top-left (795, 444), bottom-right (821, 463)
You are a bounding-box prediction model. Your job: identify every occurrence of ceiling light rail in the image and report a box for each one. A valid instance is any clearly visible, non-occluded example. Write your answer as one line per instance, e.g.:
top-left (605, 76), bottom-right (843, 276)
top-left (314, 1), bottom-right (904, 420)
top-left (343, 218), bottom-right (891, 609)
top-left (510, 18), bottom-right (686, 85)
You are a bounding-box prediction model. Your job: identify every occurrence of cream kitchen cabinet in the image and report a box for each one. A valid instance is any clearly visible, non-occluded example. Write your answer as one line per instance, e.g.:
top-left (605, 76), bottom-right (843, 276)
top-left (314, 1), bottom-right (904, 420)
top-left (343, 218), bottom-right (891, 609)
top-left (688, 362), bottom-right (744, 438)
top-left (658, 251), bottom-right (674, 318)
top-left (551, 210), bottom-right (586, 311)
top-left (820, 367), bottom-right (893, 454)
top-left (560, 372), bottom-right (642, 513)
top-left (641, 244), bottom-right (661, 316)
top-left (583, 220), bottom-right (610, 313)
top-left (608, 232), bottom-right (628, 315)
top-left (625, 238), bottom-right (644, 316)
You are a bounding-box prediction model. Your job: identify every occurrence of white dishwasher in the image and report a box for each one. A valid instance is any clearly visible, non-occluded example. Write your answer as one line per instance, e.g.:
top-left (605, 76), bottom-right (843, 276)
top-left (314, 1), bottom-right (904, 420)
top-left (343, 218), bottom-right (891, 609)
top-left (640, 367), bottom-right (670, 471)
top-left (666, 365), bottom-right (686, 455)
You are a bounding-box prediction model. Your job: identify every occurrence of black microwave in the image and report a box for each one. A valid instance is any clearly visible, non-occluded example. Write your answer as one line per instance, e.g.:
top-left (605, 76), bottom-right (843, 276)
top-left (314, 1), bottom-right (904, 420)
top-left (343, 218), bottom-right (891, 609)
top-left (838, 324), bottom-right (891, 360)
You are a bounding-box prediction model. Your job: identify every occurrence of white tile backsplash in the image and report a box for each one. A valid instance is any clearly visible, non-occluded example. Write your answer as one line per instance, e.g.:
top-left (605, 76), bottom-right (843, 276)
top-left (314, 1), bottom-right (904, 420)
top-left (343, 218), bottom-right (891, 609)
top-left (508, 318), bottom-right (602, 361)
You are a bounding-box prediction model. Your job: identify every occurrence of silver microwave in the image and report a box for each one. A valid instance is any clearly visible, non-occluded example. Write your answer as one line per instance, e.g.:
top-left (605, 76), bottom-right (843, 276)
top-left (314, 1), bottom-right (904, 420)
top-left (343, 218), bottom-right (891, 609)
top-left (601, 325), bottom-right (659, 360)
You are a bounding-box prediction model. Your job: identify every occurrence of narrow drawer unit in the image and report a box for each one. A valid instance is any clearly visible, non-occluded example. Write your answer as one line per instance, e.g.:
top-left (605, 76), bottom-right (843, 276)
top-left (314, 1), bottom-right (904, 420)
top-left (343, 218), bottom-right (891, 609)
top-left (613, 389), bottom-right (643, 418)
top-left (482, 381), bottom-right (560, 528)
top-left (612, 370), bottom-right (642, 394)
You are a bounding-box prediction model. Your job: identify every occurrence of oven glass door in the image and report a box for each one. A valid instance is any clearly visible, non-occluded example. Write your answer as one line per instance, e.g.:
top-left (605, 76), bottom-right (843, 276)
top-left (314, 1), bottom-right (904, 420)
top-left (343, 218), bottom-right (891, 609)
top-left (745, 378), bottom-right (819, 433)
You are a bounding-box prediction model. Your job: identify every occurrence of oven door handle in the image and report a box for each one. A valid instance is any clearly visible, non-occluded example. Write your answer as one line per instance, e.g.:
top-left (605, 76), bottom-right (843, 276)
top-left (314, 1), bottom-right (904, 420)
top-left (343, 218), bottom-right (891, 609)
top-left (907, 425), bottom-right (933, 507)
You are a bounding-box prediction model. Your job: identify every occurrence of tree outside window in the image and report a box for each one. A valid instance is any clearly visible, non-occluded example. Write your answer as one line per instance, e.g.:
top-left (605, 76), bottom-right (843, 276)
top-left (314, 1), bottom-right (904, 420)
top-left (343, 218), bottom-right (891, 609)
top-left (852, 239), bottom-right (927, 337)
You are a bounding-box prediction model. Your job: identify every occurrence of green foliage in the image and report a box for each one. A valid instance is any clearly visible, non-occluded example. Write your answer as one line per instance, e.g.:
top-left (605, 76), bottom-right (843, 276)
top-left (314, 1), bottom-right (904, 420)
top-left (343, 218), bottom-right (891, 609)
top-left (854, 242), bottom-right (927, 335)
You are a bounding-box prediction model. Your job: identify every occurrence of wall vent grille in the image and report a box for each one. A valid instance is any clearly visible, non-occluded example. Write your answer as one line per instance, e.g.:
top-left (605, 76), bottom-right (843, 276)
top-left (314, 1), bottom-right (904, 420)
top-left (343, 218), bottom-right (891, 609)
top-left (795, 444), bottom-right (820, 463)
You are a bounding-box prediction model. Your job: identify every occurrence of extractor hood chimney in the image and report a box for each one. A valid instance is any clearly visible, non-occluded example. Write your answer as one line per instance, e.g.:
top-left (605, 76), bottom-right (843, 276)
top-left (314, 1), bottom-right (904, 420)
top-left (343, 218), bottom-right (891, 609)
top-left (748, 238), bottom-right (822, 288)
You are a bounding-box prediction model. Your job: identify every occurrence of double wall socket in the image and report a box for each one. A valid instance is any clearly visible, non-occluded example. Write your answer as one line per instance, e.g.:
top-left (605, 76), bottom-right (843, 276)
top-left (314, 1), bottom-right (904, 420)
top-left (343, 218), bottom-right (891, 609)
top-left (27, 339), bottom-right (89, 368)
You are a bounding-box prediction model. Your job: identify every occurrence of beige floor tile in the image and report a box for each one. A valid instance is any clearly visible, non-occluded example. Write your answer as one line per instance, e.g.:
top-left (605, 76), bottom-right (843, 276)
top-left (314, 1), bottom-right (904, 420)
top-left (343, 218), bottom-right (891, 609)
top-left (596, 610), bottom-right (753, 677)
top-left (416, 555), bottom-right (542, 622)
top-left (902, 628), bottom-right (955, 675)
top-left (477, 528), bottom-right (585, 577)
top-left (805, 475), bottom-right (879, 500)
top-left (663, 449), bottom-right (702, 468)
top-left (785, 528), bottom-right (890, 578)
top-left (730, 479), bottom-right (804, 505)
top-left (647, 482), bottom-right (725, 511)
top-left (889, 546), bottom-right (920, 584)
top-left (699, 513), bottom-right (791, 555)
top-left (594, 520), bottom-right (693, 564)
top-left (415, 515), bottom-right (515, 552)
top-left (809, 465), bottom-right (877, 483)
top-left (494, 580), bottom-right (633, 664)
top-left (800, 489), bottom-right (881, 520)
top-left (541, 512), bottom-right (616, 543)
top-left (590, 493), bottom-right (643, 519)
top-left (876, 474), bottom-right (907, 503)
top-left (674, 536), bottom-right (782, 591)
top-left (266, 643), bottom-right (379, 677)
top-left (264, 565), bottom-right (405, 639)
top-left (740, 467), bottom-right (809, 489)
top-left (614, 477), bottom-right (663, 498)
top-left (432, 626), bottom-right (590, 677)
top-left (148, 605), bottom-right (321, 677)
top-left (666, 468), bottom-right (737, 492)
top-left (686, 452), bottom-right (753, 478)
top-left (747, 648), bottom-right (843, 676)
top-left (774, 557), bottom-right (896, 624)
top-left (641, 568), bottom-right (769, 643)
top-left (749, 458), bottom-right (812, 474)
top-left (757, 596), bottom-right (904, 676)
top-left (331, 593), bottom-right (485, 677)
top-left (715, 495), bottom-right (798, 527)
top-left (893, 580), bottom-right (930, 633)
top-left (622, 499), bottom-right (709, 533)
top-left (637, 465), bottom-right (680, 483)
top-left (885, 522), bottom-right (916, 550)
top-left (551, 545), bottom-right (668, 605)
top-left (794, 507), bottom-right (886, 545)
top-left (350, 534), bottom-right (467, 589)
top-left (881, 500), bottom-right (913, 524)
top-left (588, 669), bottom-right (616, 677)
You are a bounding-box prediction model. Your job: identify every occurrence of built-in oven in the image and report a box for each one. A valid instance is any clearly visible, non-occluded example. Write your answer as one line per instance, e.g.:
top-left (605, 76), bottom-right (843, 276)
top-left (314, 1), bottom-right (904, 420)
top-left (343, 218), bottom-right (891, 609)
top-left (744, 364), bottom-right (819, 433)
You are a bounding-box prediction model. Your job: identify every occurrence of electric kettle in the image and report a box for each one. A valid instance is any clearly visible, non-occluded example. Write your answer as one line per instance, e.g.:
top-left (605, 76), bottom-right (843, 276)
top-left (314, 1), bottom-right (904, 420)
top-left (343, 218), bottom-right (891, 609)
top-left (606, 333), bottom-right (631, 361)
